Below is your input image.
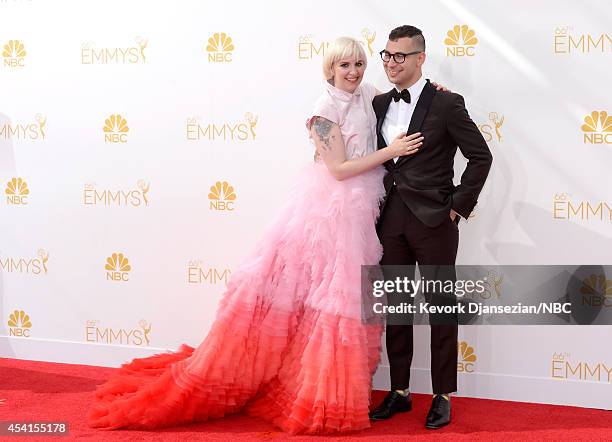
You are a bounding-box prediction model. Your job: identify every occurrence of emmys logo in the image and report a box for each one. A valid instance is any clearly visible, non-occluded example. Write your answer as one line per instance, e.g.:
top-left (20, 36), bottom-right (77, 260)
top-left (8, 310), bottom-right (32, 337)
top-left (0, 249), bottom-right (49, 275)
top-left (478, 112), bottom-right (504, 143)
top-left (298, 29), bottom-right (376, 60)
top-left (103, 114), bottom-right (129, 143)
top-left (83, 180), bottom-right (150, 207)
top-left (581, 111), bottom-right (611, 144)
top-left (445, 25), bottom-right (478, 57)
top-left (2, 39), bottom-right (26, 67)
top-left (553, 193), bottom-right (612, 221)
top-left (552, 352), bottom-right (612, 383)
top-left (0, 114), bottom-right (46, 141)
top-left (105, 252), bottom-right (132, 282)
top-left (186, 113), bottom-right (257, 142)
top-left (457, 341), bottom-right (477, 373)
top-left (580, 274), bottom-right (612, 308)
top-left (208, 181), bottom-right (236, 211)
top-left (553, 27), bottom-right (612, 54)
top-left (5, 177), bottom-right (29, 205)
top-left (85, 319), bottom-right (152, 346)
top-left (81, 37), bottom-right (147, 64)
top-left (206, 32), bottom-right (234, 63)
top-left (187, 260), bottom-right (231, 285)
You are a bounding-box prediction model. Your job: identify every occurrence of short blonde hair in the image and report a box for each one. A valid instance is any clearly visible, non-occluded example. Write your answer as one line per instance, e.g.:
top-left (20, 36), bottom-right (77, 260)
top-left (322, 37), bottom-right (367, 80)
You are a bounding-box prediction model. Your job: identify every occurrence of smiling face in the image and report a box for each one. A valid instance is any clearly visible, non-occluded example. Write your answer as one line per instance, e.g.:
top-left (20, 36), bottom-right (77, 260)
top-left (383, 36), bottom-right (426, 89)
top-left (332, 56), bottom-right (366, 94)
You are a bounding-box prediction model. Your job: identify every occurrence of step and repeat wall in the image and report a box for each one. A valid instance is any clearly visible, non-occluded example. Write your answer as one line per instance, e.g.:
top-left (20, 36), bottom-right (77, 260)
top-left (1, 0), bottom-right (610, 409)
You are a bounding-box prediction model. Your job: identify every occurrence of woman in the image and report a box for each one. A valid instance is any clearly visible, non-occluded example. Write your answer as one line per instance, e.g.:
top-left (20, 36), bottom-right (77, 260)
top-left (88, 37), bottom-right (424, 434)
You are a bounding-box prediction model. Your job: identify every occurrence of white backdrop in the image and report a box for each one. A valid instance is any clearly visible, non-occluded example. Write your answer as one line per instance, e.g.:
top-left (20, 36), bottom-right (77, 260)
top-left (1, 0), bottom-right (611, 410)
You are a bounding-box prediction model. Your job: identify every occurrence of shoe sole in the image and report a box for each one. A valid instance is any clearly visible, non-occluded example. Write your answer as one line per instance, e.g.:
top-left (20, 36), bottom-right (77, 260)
top-left (425, 421), bottom-right (450, 430)
top-left (369, 405), bottom-right (412, 421)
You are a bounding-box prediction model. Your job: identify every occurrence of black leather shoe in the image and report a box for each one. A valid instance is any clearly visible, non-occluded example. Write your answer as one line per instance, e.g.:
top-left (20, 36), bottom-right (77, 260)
top-left (425, 394), bottom-right (451, 429)
top-left (369, 391), bottom-right (412, 420)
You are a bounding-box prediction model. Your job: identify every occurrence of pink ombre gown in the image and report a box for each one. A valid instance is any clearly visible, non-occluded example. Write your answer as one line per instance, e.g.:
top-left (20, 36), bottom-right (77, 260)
top-left (88, 81), bottom-right (387, 434)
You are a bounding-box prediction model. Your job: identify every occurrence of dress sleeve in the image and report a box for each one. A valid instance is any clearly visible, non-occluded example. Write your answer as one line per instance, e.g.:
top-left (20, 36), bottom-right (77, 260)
top-left (306, 94), bottom-right (339, 130)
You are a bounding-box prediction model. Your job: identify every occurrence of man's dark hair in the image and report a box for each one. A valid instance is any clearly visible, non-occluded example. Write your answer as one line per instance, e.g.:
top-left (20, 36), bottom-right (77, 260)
top-left (389, 25), bottom-right (425, 52)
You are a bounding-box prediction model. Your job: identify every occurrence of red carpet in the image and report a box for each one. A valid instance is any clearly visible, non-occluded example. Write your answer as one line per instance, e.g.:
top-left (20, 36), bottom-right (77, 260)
top-left (0, 357), bottom-right (610, 441)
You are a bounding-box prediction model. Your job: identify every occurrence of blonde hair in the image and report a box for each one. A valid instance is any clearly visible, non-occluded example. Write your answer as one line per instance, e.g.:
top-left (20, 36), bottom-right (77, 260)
top-left (322, 37), bottom-right (367, 80)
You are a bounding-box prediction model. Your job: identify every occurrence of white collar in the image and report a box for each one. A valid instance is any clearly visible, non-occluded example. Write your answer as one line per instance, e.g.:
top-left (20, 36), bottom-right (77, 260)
top-left (394, 75), bottom-right (427, 103)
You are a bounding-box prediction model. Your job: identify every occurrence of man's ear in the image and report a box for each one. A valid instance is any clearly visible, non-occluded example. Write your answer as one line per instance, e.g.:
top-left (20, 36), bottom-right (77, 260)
top-left (418, 52), bottom-right (426, 67)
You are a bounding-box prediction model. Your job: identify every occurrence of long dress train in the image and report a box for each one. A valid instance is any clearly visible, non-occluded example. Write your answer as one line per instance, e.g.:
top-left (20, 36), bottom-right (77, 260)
top-left (88, 162), bottom-right (386, 434)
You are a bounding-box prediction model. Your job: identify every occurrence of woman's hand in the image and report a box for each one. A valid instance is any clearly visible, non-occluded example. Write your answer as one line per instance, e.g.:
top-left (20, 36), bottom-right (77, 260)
top-left (388, 132), bottom-right (423, 159)
top-left (431, 81), bottom-right (451, 92)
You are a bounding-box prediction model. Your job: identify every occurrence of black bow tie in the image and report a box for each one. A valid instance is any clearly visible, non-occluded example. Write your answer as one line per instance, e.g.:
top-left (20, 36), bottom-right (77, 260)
top-left (391, 88), bottom-right (411, 103)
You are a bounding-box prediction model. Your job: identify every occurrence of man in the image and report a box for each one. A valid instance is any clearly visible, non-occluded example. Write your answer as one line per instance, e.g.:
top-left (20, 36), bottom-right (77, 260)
top-left (369, 25), bottom-right (492, 429)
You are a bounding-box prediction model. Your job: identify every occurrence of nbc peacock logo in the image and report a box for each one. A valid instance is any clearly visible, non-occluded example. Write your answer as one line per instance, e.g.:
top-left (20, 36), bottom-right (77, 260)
top-left (445, 25), bottom-right (478, 56)
top-left (103, 114), bottom-right (129, 143)
top-left (2, 40), bottom-right (26, 68)
top-left (105, 252), bottom-right (131, 281)
top-left (206, 32), bottom-right (234, 63)
top-left (5, 177), bottom-right (29, 205)
top-left (580, 273), bottom-right (612, 307)
top-left (8, 310), bottom-right (32, 337)
top-left (208, 181), bottom-right (236, 211)
top-left (457, 340), bottom-right (477, 372)
top-left (581, 111), bottom-right (611, 144)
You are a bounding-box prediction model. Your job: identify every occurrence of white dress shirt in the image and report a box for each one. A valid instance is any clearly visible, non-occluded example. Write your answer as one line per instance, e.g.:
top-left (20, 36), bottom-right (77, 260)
top-left (381, 75), bottom-right (427, 162)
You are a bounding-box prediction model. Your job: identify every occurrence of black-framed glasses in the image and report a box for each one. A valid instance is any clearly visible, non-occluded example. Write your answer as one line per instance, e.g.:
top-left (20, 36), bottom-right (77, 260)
top-left (379, 50), bottom-right (422, 63)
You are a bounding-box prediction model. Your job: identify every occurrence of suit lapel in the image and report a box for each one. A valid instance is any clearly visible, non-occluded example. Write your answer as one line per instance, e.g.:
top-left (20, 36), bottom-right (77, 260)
top-left (375, 90), bottom-right (393, 150)
top-left (395, 80), bottom-right (436, 168)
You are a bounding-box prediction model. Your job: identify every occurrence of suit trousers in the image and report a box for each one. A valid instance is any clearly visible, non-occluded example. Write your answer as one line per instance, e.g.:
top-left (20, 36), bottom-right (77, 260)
top-left (378, 186), bottom-right (459, 394)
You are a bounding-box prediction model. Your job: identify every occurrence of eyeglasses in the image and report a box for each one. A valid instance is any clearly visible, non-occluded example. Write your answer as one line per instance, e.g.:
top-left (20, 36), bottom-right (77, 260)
top-left (379, 50), bottom-right (422, 63)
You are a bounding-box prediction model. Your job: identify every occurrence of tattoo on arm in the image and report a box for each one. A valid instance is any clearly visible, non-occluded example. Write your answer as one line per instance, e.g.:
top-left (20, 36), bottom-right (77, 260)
top-left (312, 117), bottom-right (335, 151)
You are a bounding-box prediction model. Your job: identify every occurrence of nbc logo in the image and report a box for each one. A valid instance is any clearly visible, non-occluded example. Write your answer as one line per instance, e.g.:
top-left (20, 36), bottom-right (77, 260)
top-left (581, 111), bottom-right (611, 144)
top-left (105, 252), bottom-right (131, 281)
top-left (103, 114), bottom-right (129, 143)
top-left (207, 32), bottom-right (234, 63)
top-left (457, 340), bottom-right (477, 372)
top-left (2, 40), bottom-right (26, 67)
top-left (580, 273), bottom-right (612, 307)
top-left (445, 25), bottom-right (478, 56)
top-left (8, 310), bottom-right (32, 337)
top-left (208, 181), bottom-right (236, 211)
top-left (5, 177), bottom-right (29, 205)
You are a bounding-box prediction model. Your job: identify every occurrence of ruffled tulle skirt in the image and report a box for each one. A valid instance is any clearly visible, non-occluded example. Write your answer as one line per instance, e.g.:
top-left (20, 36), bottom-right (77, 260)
top-left (88, 163), bottom-right (387, 434)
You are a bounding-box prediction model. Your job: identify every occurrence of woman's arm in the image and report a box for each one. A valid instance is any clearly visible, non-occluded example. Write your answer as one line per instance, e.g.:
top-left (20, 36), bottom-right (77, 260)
top-left (309, 117), bottom-right (422, 181)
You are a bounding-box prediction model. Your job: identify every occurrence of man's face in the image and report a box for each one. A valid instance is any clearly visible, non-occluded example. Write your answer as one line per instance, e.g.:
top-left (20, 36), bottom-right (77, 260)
top-left (383, 37), bottom-right (425, 87)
